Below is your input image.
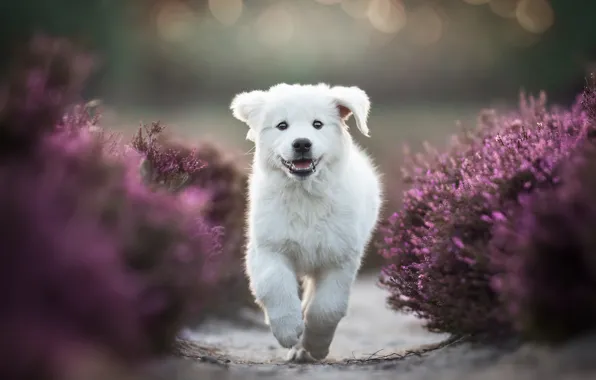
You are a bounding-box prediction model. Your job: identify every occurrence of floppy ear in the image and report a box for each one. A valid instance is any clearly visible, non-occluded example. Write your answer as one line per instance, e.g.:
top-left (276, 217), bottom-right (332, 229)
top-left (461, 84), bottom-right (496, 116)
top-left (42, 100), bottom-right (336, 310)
top-left (230, 90), bottom-right (267, 142)
top-left (329, 86), bottom-right (371, 137)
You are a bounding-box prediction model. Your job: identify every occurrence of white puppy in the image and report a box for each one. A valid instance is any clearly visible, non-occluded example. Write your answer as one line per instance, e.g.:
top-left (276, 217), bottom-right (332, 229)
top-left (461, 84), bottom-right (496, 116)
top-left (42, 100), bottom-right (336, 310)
top-left (230, 83), bottom-right (382, 362)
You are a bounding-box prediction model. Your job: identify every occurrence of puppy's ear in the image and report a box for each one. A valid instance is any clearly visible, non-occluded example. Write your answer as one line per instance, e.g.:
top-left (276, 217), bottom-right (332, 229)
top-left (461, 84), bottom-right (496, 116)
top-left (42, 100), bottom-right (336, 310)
top-left (230, 90), bottom-right (267, 142)
top-left (329, 86), bottom-right (371, 137)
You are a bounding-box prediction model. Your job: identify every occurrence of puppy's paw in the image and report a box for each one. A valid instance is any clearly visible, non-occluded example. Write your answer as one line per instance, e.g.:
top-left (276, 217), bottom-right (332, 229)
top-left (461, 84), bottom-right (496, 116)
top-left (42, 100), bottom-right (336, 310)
top-left (303, 335), bottom-right (331, 360)
top-left (306, 346), bottom-right (330, 361)
top-left (286, 345), bottom-right (316, 363)
top-left (269, 314), bottom-right (304, 348)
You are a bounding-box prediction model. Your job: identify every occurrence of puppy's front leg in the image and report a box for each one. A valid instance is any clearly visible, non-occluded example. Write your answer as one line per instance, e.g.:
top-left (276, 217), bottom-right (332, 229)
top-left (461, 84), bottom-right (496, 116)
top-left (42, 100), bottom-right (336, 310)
top-left (247, 249), bottom-right (303, 348)
top-left (301, 266), bottom-right (357, 360)
top-left (286, 277), bottom-right (318, 363)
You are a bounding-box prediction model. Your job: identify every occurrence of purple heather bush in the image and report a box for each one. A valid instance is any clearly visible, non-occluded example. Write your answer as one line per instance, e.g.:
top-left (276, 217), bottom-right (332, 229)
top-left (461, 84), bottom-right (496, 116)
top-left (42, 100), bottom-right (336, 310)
top-left (490, 143), bottom-right (596, 343)
top-left (491, 78), bottom-right (596, 343)
top-left (132, 121), bottom-right (206, 192)
top-left (131, 126), bottom-right (254, 320)
top-left (0, 133), bottom-right (147, 380)
top-left (379, 84), bottom-right (595, 338)
top-left (0, 36), bottom-right (222, 379)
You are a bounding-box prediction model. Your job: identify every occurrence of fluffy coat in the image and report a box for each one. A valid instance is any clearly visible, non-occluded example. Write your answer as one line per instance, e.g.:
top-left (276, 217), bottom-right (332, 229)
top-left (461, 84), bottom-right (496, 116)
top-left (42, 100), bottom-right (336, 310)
top-left (230, 83), bottom-right (382, 362)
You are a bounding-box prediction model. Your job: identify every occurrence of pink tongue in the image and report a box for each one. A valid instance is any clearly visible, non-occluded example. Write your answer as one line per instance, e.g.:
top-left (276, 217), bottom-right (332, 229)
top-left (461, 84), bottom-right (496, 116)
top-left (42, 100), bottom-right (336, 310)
top-left (293, 160), bottom-right (312, 169)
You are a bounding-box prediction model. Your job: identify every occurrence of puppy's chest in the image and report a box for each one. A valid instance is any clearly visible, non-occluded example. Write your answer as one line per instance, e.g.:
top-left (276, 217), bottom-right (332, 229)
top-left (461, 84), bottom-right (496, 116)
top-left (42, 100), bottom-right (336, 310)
top-left (257, 196), bottom-right (354, 256)
top-left (284, 202), bottom-right (336, 240)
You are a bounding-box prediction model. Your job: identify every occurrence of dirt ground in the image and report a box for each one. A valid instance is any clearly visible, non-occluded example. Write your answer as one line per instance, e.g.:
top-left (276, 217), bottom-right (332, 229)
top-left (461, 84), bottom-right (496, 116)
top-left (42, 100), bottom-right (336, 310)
top-left (182, 273), bottom-right (449, 364)
top-left (152, 274), bottom-right (596, 380)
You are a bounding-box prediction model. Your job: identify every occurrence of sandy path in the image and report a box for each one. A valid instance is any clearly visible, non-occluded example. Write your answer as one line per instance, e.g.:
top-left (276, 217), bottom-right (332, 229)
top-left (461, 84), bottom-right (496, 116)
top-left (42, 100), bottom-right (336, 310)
top-left (183, 273), bottom-right (449, 364)
top-left (163, 274), bottom-right (596, 380)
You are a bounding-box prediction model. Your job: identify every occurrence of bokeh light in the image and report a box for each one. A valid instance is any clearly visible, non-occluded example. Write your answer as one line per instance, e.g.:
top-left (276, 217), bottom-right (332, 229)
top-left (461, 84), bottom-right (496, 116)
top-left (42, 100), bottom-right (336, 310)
top-left (341, 0), bottom-right (369, 19)
top-left (405, 5), bottom-right (444, 46)
top-left (502, 21), bottom-right (541, 47)
top-left (316, 0), bottom-right (343, 5)
top-left (489, 0), bottom-right (520, 19)
top-left (463, 0), bottom-right (490, 5)
top-left (516, 0), bottom-right (554, 34)
top-left (208, 0), bottom-right (243, 27)
top-left (367, 0), bottom-right (407, 35)
top-left (256, 3), bottom-right (295, 48)
top-left (155, 1), bottom-right (196, 43)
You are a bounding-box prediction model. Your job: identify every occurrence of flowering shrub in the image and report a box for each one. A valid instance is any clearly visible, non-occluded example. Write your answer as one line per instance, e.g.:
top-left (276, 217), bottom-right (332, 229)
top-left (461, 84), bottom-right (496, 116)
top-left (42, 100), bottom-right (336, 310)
top-left (132, 122), bottom-right (206, 192)
top-left (171, 139), bottom-right (254, 319)
top-left (0, 134), bottom-right (147, 380)
top-left (379, 87), bottom-right (593, 337)
top-left (131, 127), bottom-right (254, 320)
top-left (0, 36), bottom-right (221, 379)
top-left (490, 143), bottom-right (596, 343)
top-left (490, 79), bottom-right (596, 343)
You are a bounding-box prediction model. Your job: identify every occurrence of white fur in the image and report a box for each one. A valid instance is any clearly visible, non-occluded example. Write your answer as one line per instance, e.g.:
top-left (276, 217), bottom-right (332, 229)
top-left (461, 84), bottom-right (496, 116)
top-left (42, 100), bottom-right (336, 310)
top-left (230, 83), bottom-right (382, 362)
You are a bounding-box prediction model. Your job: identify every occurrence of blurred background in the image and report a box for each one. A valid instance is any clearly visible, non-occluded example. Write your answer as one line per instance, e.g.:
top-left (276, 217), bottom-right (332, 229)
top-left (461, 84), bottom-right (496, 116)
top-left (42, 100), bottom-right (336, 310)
top-left (1, 0), bottom-right (595, 192)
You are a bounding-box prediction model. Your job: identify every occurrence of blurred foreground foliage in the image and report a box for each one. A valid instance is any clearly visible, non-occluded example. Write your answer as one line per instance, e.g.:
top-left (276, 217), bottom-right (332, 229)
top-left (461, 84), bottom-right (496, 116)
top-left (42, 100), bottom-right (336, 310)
top-left (0, 35), bottom-right (230, 379)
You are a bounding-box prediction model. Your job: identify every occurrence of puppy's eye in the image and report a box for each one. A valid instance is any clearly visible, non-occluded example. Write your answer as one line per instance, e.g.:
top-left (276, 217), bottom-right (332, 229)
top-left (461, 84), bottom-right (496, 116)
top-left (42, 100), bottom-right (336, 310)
top-left (313, 120), bottom-right (323, 129)
top-left (276, 121), bottom-right (288, 130)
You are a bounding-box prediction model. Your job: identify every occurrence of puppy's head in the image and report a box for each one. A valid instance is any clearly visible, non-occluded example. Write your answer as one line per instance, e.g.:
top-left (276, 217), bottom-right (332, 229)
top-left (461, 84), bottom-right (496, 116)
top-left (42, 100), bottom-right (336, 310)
top-left (230, 83), bottom-right (371, 180)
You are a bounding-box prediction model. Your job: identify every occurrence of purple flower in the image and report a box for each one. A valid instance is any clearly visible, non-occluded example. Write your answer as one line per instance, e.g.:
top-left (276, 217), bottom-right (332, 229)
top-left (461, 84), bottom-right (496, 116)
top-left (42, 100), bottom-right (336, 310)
top-left (378, 83), bottom-right (594, 337)
top-left (131, 122), bottom-right (206, 192)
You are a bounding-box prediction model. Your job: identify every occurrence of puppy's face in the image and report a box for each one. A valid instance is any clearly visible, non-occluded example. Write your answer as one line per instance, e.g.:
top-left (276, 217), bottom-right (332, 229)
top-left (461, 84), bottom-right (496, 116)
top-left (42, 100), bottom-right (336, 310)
top-left (230, 83), bottom-right (371, 180)
top-left (258, 88), bottom-right (345, 179)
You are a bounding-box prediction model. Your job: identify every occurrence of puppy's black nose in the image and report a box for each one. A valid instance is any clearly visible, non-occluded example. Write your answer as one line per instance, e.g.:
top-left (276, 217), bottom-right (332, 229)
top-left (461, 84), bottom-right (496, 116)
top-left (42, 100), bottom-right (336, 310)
top-left (292, 138), bottom-right (312, 153)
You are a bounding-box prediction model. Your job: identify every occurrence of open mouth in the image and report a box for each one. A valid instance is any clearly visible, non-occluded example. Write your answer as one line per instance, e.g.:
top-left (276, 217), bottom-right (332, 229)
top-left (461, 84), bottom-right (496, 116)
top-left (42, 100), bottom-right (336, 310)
top-left (281, 157), bottom-right (320, 177)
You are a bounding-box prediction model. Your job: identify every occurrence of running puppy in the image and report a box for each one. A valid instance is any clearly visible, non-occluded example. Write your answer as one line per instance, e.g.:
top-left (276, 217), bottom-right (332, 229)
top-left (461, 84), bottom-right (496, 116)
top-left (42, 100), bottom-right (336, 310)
top-left (230, 83), bottom-right (382, 362)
